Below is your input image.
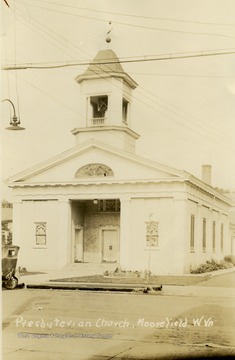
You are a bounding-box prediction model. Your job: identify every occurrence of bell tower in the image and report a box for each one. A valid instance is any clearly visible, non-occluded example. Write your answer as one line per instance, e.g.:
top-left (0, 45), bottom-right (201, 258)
top-left (72, 49), bottom-right (140, 153)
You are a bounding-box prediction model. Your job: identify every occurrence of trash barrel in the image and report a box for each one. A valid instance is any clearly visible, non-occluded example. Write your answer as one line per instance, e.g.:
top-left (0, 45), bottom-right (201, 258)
top-left (2, 245), bottom-right (20, 289)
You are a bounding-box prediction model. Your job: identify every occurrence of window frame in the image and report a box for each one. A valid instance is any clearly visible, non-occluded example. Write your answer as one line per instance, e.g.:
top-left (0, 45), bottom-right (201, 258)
top-left (98, 200), bottom-right (120, 213)
top-left (145, 221), bottom-right (159, 249)
top-left (34, 222), bottom-right (47, 248)
top-left (122, 98), bottom-right (129, 124)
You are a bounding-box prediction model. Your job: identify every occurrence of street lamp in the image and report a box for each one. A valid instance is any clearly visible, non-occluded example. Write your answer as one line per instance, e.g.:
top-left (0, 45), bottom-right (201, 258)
top-left (1, 99), bottom-right (25, 130)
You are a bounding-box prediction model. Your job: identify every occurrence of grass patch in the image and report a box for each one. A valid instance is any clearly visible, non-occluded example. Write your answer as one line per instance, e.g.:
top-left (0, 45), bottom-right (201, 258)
top-left (50, 274), bottom-right (210, 286)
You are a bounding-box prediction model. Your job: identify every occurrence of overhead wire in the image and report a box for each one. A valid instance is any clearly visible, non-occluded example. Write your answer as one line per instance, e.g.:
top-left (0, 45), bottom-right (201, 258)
top-left (3, 25), bottom-right (12, 117)
top-left (136, 83), bottom-right (233, 141)
top-left (5, 2), bottom-right (235, 70)
top-left (3, 49), bottom-right (235, 69)
top-left (17, 6), bottom-right (235, 143)
top-left (128, 72), bottom-right (235, 79)
top-left (83, 45), bottom-right (233, 145)
top-left (65, 28), bottom-right (234, 144)
top-left (107, 20), bottom-right (235, 40)
top-left (19, 1), bottom-right (235, 40)
top-left (66, 47), bottom-right (235, 148)
top-left (7, 71), bottom-right (82, 117)
top-left (4, 3), bottom-right (234, 150)
top-left (22, 0), bottom-right (235, 27)
top-left (13, 1), bottom-right (21, 120)
top-left (128, 92), bottom-right (233, 147)
top-left (3, 7), bottom-right (86, 120)
top-left (11, 4), bottom-right (235, 146)
top-left (9, 9), bottom-right (84, 61)
top-left (3, 44), bottom-right (235, 67)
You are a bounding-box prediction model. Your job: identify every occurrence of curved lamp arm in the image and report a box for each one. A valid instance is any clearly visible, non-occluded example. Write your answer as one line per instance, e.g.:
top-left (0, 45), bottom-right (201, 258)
top-left (1, 98), bottom-right (25, 130)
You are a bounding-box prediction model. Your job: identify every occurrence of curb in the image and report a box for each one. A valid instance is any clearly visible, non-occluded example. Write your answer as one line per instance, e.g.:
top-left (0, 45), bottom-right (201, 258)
top-left (26, 282), bottom-right (163, 293)
top-left (23, 282), bottom-right (235, 298)
top-left (200, 266), bottom-right (235, 277)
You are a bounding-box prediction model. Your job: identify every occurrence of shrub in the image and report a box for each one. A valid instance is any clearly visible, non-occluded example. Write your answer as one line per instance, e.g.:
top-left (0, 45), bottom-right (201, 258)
top-left (104, 268), bottom-right (143, 278)
top-left (191, 258), bottom-right (233, 274)
top-left (224, 255), bottom-right (235, 266)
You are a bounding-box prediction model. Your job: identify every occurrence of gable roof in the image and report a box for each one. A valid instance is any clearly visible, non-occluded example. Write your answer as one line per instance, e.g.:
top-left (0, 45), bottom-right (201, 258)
top-left (7, 138), bottom-right (184, 184)
top-left (7, 139), bottom-right (232, 205)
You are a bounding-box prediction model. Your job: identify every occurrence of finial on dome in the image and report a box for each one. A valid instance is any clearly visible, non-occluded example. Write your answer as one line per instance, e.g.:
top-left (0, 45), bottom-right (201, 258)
top-left (106, 21), bottom-right (113, 43)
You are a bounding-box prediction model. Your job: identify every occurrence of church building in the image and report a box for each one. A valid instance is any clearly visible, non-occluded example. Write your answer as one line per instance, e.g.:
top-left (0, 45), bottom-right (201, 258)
top-left (8, 49), bottom-right (232, 274)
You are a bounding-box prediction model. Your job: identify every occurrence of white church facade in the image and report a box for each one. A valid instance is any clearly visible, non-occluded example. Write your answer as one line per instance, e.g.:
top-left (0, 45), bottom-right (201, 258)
top-left (8, 49), bottom-right (232, 274)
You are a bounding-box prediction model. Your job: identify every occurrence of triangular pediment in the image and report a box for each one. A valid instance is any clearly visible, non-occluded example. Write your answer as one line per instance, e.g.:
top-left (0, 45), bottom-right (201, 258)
top-left (8, 139), bottom-right (186, 186)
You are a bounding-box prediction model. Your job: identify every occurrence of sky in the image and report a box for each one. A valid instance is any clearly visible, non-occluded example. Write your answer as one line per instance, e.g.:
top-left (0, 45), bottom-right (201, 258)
top-left (1, 0), bottom-right (235, 201)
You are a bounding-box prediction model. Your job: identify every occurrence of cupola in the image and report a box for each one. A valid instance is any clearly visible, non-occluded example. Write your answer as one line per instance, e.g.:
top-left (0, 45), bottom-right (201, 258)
top-left (71, 49), bottom-right (140, 153)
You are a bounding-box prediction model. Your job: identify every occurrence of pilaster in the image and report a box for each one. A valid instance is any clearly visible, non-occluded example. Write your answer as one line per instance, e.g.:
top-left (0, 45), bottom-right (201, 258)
top-left (57, 198), bottom-right (71, 267)
top-left (120, 198), bottom-right (131, 269)
top-left (172, 195), bottom-right (188, 274)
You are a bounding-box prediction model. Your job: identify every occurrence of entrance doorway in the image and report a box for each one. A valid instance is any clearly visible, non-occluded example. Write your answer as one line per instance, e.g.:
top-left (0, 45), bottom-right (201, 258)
top-left (71, 200), bottom-right (120, 264)
top-left (102, 228), bottom-right (119, 263)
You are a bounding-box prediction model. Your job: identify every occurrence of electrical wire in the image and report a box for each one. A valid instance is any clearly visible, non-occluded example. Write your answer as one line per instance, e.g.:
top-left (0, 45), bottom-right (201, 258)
top-left (128, 72), bottom-right (235, 79)
top-left (77, 46), bottom-right (234, 147)
top-left (70, 48), bottom-right (234, 147)
top-left (2, 2), bottom-right (234, 194)
top-left (18, 1), bottom-right (235, 40)
top-left (112, 19), bottom-right (235, 40)
top-left (8, 9), bottom-right (84, 62)
top-left (16, 9), bottom-right (235, 144)
top-left (22, 0), bottom-right (235, 27)
top-left (5, 4), bottom-right (235, 71)
top-left (75, 53), bottom-right (234, 146)
top-left (129, 92), bottom-right (232, 148)
top-left (3, 49), bottom-right (235, 69)
top-left (13, 1), bottom-right (21, 119)
top-left (3, 30), bottom-right (12, 117)
top-left (12, 6), bottom-right (86, 61)
top-left (3, 3), bottom-right (233, 148)
top-left (4, 44), bottom-right (235, 66)
top-left (5, 5), bottom-right (89, 71)
top-left (6, 7), bottom-right (231, 144)
top-left (7, 71), bottom-right (83, 117)
top-left (136, 85), bottom-right (233, 141)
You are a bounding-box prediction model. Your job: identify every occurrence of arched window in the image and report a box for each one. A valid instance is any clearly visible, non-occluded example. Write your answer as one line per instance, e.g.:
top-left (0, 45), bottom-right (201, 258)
top-left (75, 163), bottom-right (114, 178)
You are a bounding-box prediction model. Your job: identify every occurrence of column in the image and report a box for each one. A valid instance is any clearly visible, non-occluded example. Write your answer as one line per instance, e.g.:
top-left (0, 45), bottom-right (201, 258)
top-left (57, 199), bottom-right (71, 268)
top-left (119, 198), bottom-right (131, 269)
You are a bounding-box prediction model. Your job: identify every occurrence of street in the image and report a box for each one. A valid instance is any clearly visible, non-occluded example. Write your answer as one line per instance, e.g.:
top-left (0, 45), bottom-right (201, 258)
top-left (2, 272), bottom-right (235, 360)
